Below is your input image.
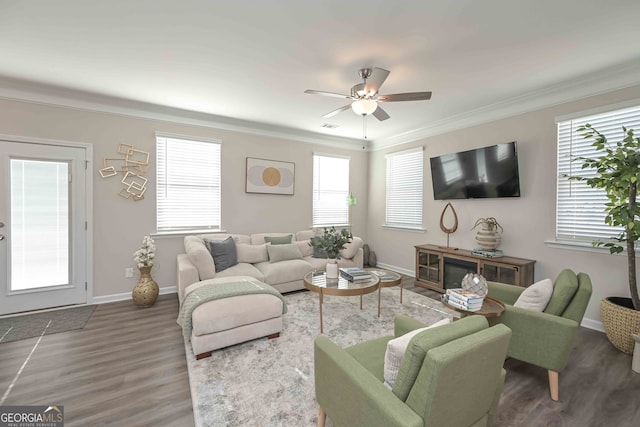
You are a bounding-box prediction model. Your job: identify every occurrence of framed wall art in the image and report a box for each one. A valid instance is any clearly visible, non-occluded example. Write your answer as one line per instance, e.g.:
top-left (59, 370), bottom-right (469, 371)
top-left (246, 157), bottom-right (295, 195)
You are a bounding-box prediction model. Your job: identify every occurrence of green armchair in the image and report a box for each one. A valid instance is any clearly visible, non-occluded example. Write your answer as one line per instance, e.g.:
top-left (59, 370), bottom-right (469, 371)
top-left (487, 268), bottom-right (592, 401)
top-left (314, 315), bottom-right (511, 427)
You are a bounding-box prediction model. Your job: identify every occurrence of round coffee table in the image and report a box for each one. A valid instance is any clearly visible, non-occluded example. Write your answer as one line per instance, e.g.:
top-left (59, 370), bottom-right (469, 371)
top-left (444, 295), bottom-right (505, 319)
top-left (366, 269), bottom-right (403, 317)
top-left (303, 271), bottom-right (380, 333)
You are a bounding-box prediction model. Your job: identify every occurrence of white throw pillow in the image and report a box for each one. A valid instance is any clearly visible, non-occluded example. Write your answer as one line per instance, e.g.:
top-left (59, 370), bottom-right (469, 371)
top-left (383, 318), bottom-right (451, 389)
top-left (513, 278), bottom-right (554, 312)
top-left (236, 243), bottom-right (269, 264)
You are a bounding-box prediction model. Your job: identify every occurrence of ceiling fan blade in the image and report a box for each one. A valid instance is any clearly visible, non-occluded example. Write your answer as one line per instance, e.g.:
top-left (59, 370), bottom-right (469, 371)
top-left (364, 67), bottom-right (390, 95)
top-left (377, 91), bottom-right (432, 102)
top-left (304, 89), bottom-right (351, 99)
top-left (372, 105), bottom-right (390, 121)
top-left (322, 104), bottom-right (352, 118)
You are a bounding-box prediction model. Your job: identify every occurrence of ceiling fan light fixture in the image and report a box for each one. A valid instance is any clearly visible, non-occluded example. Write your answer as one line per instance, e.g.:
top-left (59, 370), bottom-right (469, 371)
top-left (351, 99), bottom-right (377, 116)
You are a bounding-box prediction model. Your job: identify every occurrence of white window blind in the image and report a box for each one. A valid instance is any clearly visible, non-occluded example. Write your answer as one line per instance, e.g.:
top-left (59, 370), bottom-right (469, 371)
top-left (386, 147), bottom-right (424, 228)
top-left (156, 135), bottom-right (221, 232)
top-left (313, 154), bottom-right (350, 227)
top-left (556, 104), bottom-right (640, 241)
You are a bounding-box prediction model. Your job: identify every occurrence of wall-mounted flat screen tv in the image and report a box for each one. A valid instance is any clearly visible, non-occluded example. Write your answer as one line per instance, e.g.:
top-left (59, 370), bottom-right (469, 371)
top-left (430, 141), bottom-right (521, 200)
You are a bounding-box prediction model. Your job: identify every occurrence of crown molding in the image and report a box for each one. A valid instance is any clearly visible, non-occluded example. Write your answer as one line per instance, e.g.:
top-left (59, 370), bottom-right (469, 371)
top-left (0, 76), bottom-right (365, 151)
top-left (370, 58), bottom-right (640, 151)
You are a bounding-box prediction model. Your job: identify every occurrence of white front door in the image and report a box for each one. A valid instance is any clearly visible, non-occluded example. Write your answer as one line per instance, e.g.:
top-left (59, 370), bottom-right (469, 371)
top-left (0, 140), bottom-right (88, 315)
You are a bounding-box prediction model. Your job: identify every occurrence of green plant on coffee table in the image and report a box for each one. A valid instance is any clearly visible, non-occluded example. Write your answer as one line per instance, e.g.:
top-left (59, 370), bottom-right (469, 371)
top-left (310, 227), bottom-right (353, 259)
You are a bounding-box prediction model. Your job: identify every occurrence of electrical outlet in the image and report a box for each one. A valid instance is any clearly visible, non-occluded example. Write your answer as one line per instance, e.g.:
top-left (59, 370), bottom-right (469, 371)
top-left (125, 267), bottom-right (134, 278)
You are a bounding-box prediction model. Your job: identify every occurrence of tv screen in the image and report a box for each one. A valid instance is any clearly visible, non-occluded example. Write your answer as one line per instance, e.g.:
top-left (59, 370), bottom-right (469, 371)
top-left (430, 142), bottom-right (521, 200)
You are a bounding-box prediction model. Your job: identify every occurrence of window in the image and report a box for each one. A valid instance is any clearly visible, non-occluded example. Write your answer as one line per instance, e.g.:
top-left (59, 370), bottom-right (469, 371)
top-left (313, 154), bottom-right (350, 227)
top-left (156, 135), bottom-right (221, 232)
top-left (556, 104), bottom-right (640, 241)
top-left (385, 147), bottom-right (424, 229)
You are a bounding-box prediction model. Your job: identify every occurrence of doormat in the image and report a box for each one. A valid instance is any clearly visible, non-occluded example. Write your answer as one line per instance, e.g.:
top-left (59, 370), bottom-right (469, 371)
top-left (0, 305), bottom-right (97, 343)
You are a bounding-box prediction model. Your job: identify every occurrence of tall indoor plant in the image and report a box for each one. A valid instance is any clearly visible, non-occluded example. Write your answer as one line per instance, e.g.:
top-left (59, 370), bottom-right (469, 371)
top-left (568, 124), bottom-right (640, 353)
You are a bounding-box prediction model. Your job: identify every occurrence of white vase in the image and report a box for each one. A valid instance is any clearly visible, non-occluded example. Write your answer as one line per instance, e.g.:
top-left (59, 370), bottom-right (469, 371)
top-left (326, 260), bottom-right (339, 279)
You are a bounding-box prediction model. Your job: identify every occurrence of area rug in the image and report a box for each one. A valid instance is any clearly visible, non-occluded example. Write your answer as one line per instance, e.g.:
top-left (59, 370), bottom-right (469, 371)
top-left (0, 305), bottom-right (96, 343)
top-left (184, 287), bottom-right (456, 427)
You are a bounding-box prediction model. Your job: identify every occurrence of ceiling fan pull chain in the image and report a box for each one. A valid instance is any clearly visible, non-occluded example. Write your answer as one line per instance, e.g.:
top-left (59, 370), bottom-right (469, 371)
top-left (363, 116), bottom-right (367, 139)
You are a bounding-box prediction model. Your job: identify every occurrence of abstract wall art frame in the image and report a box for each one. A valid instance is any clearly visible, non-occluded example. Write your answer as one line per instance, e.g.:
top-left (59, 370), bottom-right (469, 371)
top-left (246, 157), bottom-right (295, 195)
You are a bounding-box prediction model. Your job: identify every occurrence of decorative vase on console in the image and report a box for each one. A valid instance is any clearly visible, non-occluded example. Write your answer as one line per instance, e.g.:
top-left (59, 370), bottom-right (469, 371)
top-left (309, 226), bottom-right (353, 279)
top-left (132, 235), bottom-right (159, 307)
top-left (472, 217), bottom-right (503, 250)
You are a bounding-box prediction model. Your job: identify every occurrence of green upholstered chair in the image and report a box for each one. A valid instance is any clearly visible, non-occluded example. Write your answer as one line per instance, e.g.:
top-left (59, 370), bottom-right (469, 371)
top-left (313, 315), bottom-right (512, 427)
top-left (487, 268), bottom-right (592, 401)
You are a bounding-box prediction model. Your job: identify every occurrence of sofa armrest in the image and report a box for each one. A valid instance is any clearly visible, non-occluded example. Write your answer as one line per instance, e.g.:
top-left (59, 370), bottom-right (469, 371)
top-left (177, 253), bottom-right (200, 303)
top-left (314, 336), bottom-right (423, 427)
top-left (394, 316), bottom-right (427, 337)
top-left (487, 281), bottom-right (524, 305)
top-left (353, 247), bottom-right (364, 268)
top-left (490, 305), bottom-right (579, 371)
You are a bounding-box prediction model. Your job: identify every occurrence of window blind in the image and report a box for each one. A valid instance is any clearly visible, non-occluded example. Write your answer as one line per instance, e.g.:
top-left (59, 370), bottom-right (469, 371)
top-left (312, 154), bottom-right (350, 227)
top-left (556, 104), bottom-right (640, 241)
top-left (156, 135), bottom-right (221, 232)
top-left (385, 147), bottom-right (424, 227)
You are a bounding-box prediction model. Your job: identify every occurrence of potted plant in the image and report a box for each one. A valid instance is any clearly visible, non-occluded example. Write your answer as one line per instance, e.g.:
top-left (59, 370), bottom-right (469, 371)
top-left (310, 227), bottom-right (353, 278)
top-left (472, 217), bottom-right (503, 250)
top-left (568, 124), bottom-right (640, 354)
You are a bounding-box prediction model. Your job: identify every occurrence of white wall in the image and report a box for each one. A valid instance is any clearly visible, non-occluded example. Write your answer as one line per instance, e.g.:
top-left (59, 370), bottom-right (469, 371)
top-left (366, 85), bottom-right (640, 326)
top-left (0, 98), bottom-right (369, 299)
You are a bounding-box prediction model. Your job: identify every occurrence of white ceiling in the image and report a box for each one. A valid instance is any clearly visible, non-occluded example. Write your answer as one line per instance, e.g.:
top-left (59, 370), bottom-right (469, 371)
top-left (0, 0), bottom-right (639, 146)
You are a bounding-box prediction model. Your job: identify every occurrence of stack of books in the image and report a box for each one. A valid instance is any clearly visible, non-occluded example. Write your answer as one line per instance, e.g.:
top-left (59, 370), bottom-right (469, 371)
top-left (339, 267), bottom-right (371, 282)
top-left (471, 248), bottom-right (504, 258)
top-left (444, 288), bottom-right (485, 311)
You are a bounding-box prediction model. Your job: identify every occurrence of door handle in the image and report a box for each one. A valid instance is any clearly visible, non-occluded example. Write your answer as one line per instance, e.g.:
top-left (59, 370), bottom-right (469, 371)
top-left (0, 235), bottom-right (4, 241)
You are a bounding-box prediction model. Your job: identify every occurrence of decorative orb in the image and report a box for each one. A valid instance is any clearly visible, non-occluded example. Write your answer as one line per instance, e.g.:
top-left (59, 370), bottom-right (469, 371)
top-left (461, 273), bottom-right (488, 297)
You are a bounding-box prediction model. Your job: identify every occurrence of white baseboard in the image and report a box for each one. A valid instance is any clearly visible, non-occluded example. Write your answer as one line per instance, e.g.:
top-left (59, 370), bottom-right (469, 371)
top-left (91, 286), bottom-right (177, 305)
top-left (372, 261), bottom-right (604, 333)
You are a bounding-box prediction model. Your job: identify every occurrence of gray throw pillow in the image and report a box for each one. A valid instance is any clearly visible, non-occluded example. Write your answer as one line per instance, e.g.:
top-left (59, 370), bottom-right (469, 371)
top-left (267, 243), bottom-right (303, 263)
top-left (264, 235), bottom-right (292, 245)
top-left (310, 237), bottom-right (327, 258)
top-left (204, 236), bottom-right (238, 272)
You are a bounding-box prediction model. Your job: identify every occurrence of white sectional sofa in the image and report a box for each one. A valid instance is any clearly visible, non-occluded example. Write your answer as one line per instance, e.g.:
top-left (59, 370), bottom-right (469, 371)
top-left (176, 230), bottom-right (364, 358)
top-left (177, 230), bottom-right (364, 299)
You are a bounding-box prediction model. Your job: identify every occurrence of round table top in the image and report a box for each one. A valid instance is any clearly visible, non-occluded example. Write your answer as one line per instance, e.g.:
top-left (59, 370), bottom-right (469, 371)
top-left (365, 269), bottom-right (402, 287)
top-left (444, 296), bottom-right (506, 318)
top-left (303, 271), bottom-right (380, 297)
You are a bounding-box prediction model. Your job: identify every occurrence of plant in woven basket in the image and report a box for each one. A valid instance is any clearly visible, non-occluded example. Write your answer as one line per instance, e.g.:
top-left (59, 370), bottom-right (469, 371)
top-left (567, 124), bottom-right (640, 354)
top-left (567, 124), bottom-right (640, 311)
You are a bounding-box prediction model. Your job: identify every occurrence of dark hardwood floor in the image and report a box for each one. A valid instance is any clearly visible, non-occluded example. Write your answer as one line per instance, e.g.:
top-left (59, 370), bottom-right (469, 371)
top-left (1, 279), bottom-right (639, 426)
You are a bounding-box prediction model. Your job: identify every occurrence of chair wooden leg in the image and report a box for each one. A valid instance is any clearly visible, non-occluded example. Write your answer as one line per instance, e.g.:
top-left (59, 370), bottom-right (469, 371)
top-left (548, 370), bottom-right (559, 401)
top-left (317, 405), bottom-right (326, 427)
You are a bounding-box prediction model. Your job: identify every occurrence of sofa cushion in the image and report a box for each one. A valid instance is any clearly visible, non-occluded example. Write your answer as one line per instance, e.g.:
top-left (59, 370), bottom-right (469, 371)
top-left (303, 256), bottom-right (329, 270)
top-left (296, 240), bottom-right (314, 257)
top-left (383, 318), bottom-right (451, 389)
top-left (264, 235), bottom-right (293, 245)
top-left (184, 236), bottom-right (216, 280)
top-left (267, 243), bottom-right (303, 263)
top-left (205, 236), bottom-right (238, 272)
top-left (214, 263), bottom-right (265, 281)
top-left (544, 269), bottom-right (580, 316)
top-left (236, 243), bottom-right (269, 264)
top-left (192, 293), bottom-right (284, 337)
top-left (296, 230), bottom-right (316, 241)
top-left (339, 236), bottom-right (363, 259)
top-left (199, 233), bottom-right (251, 244)
top-left (514, 278), bottom-right (553, 312)
top-left (255, 259), bottom-right (314, 285)
top-left (251, 233), bottom-right (295, 245)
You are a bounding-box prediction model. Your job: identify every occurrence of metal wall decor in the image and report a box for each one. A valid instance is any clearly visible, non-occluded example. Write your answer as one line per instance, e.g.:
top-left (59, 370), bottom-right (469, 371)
top-left (99, 144), bottom-right (150, 201)
top-left (439, 202), bottom-right (459, 249)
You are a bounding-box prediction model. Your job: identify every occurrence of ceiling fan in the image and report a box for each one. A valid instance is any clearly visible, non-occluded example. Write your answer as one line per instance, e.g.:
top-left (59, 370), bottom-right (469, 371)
top-left (305, 67), bottom-right (432, 135)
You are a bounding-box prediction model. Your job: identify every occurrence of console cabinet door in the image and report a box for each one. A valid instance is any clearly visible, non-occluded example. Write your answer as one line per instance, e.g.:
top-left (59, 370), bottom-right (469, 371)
top-left (416, 249), bottom-right (442, 290)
